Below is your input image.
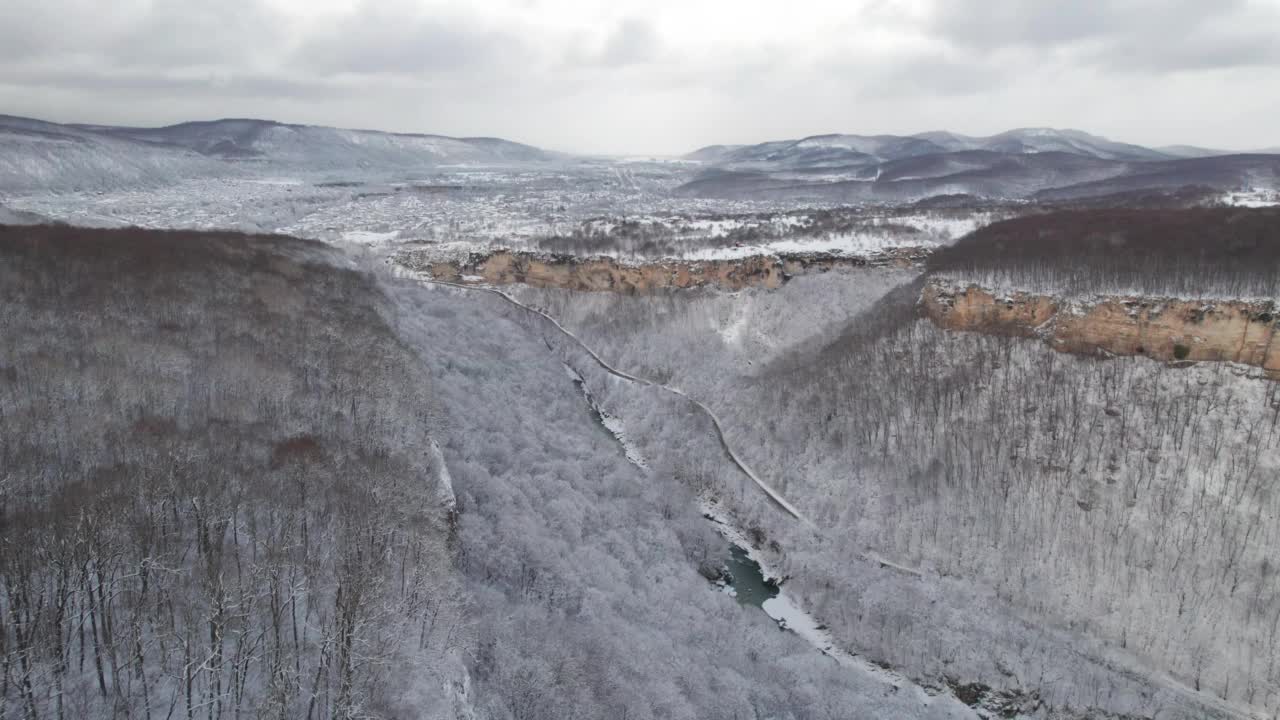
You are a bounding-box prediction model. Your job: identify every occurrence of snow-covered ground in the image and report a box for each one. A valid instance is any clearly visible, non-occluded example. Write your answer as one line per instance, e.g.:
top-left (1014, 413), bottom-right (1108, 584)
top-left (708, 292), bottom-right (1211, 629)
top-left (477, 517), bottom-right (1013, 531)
top-left (563, 363), bottom-right (648, 469)
top-left (682, 215), bottom-right (988, 261)
top-left (2, 166), bottom-right (1003, 265)
top-left (1221, 188), bottom-right (1280, 207)
top-left (1, 167), bottom-right (784, 242)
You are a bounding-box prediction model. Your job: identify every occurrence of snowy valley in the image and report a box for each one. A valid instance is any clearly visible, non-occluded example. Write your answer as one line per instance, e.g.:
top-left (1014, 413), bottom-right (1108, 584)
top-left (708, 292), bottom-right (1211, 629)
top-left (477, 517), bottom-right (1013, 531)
top-left (2, 114), bottom-right (1279, 720)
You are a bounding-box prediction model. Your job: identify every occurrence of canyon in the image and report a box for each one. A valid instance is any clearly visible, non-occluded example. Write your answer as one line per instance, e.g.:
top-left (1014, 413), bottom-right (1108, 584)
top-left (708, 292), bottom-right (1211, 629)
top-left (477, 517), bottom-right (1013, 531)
top-left (401, 244), bottom-right (1280, 379)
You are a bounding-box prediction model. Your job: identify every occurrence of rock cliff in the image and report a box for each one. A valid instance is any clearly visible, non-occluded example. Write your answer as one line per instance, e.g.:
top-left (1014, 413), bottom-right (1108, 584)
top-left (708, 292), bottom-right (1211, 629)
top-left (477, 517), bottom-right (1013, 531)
top-left (396, 247), bottom-right (930, 293)
top-left (922, 282), bottom-right (1280, 375)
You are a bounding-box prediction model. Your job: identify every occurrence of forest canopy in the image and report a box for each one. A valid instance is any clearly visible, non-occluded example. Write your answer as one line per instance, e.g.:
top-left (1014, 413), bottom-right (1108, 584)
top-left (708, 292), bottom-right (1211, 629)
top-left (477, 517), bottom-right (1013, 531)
top-left (0, 224), bottom-right (458, 719)
top-left (927, 208), bottom-right (1280, 297)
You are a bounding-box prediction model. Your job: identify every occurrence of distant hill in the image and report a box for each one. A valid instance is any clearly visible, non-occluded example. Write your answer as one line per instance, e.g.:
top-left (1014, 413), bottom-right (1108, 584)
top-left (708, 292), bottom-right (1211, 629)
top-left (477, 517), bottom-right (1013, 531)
top-left (0, 114), bottom-right (558, 192)
top-left (915, 128), bottom-right (1170, 161)
top-left (685, 128), bottom-right (1173, 170)
top-left (1034, 154), bottom-right (1280, 201)
top-left (0, 114), bottom-right (225, 193)
top-left (687, 134), bottom-right (950, 170)
top-left (1159, 144), bottom-right (1280, 158)
top-left (77, 118), bottom-right (555, 165)
top-left (676, 128), bottom-right (1280, 203)
top-left (1157, 144), bottom-right (1231, 158)
top-left (681, 144), bottom-right (747, 163)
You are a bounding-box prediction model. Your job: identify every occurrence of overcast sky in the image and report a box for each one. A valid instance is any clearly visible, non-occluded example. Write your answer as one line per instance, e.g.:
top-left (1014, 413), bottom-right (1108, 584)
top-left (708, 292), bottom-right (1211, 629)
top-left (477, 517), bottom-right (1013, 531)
top-left (2, 0), bottom-right (1279, 154)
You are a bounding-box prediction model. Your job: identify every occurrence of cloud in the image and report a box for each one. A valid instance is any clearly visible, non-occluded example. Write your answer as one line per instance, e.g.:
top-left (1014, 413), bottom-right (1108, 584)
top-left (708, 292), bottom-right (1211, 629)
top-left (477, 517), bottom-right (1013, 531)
top-left (0, 0), bottom-right (125, 61)
top-left (922, 0), bottom-right (1280, 73)
top-left (0, 65), bottom-right (334, 100)
top-left (106, 0), bottom-right (287, 68)
top-left (0, 0), bottom-right (1277, 153)
top-left (295, 1), bottom-right (533, 77)
top-left (853, 52), bottom-right (1013, 99)
top-left (0, 0), bottom-right (284, 69)
top-left (598, 18), bottom-right (660, 66)
top-left (927, 0), bottom-right (1125, 50)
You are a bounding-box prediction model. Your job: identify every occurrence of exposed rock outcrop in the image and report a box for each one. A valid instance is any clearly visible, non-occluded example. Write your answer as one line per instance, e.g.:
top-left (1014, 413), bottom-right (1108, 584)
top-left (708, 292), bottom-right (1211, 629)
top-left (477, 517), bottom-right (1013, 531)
top-left (395, 247), bottom-right (931, 293)
top-left (922, 281), bottom-right (1280, 375)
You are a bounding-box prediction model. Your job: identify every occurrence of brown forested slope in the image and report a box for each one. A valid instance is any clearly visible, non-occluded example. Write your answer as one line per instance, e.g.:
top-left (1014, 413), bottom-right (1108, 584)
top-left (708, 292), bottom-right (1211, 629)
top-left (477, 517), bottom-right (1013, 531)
top-left (0, 225), bottom-right (459, 719)
top-left (927, 207), bottom-right (1280, 298)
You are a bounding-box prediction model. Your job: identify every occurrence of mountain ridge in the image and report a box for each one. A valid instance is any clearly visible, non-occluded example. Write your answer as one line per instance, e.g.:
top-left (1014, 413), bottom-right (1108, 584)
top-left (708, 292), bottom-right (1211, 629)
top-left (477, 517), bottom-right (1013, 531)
top-left (0, 113), bottom-right (560, 192)
top-left (675, 129), bottom-right (1280, 203)
top-left (686, 127), bottom-right (1178, 166)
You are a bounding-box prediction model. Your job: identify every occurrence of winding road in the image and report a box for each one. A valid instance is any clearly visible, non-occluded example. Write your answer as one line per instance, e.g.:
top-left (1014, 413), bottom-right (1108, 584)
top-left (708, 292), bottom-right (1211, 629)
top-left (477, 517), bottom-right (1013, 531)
top-left (416, 277), bottom-right (811, 523)
top-left (402, 270), bottom-right (1232, 720)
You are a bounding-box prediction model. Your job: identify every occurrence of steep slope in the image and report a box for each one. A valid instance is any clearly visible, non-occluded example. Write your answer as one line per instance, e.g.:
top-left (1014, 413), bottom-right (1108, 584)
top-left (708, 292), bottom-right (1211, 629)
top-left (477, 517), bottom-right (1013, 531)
top-left (0, 114), bottom-right (227, 192)
top-left (0, 225), bottom-right (463, 718)
top-left (922, 283), bottom-right (1279, 374)
top-left (926, 207), bottom-right (1280, 298)
top-left (380, 260), bottom-right (984, 719)
top-left (922, 208), bottom-right (1280, 374)
top-left (514, 239), bottom-right (1275, 717)
top-left (0, 223), bottom-right (993, 719)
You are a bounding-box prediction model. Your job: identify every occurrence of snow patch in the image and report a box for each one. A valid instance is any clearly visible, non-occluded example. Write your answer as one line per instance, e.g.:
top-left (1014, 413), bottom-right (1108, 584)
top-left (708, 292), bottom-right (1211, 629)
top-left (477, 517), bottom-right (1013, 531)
top-left (1222, 189), bottom-right (1279, 207)
top-left (562, 363), bottom-right (647, 469)
top-left (428, 439), bottom-right (457, 512)
top-left (342, 230), bottom-right (400, 244)
top-left (718, 300), bottom-right (752, 346)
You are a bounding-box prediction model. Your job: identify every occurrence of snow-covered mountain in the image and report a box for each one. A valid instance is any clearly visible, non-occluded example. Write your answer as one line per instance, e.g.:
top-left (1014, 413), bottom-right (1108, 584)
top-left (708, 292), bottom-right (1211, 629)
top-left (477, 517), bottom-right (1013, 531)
top-left (1157, 144), bottom-right (1232, 158)
top-left (678, 128), bottom-right (1280, 203)
top-left (0, 115), bottom-right (227, 193)
top-left (0, 114), bottom-right (558, 192)
top-left (80, 118), bottom-right (555, 166)
top-left (685, 134), bottom-right (949, 170)
top-left (682, 144), bottom-right (747, 163)
top-left (914, 128), bottom-right (1170, 161)
top-left (687, 128), bottom-right (1173, 170)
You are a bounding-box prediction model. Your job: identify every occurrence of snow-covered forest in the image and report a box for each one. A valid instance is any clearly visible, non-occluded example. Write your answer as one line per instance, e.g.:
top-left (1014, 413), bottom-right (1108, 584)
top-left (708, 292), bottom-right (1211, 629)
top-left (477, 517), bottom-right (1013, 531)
top-left (518, 230), bottom-right (1280, 718)
top-left (928, 207), bottom-right (1280, 299)
top-left (0, 227), bottom-right (463, 718)
top-left (1, 224), bottom-right (991, 720)
top-left (3, 205), bottom-right (1277, 719)
top-left (5, 0), bottom-right (1280, 711)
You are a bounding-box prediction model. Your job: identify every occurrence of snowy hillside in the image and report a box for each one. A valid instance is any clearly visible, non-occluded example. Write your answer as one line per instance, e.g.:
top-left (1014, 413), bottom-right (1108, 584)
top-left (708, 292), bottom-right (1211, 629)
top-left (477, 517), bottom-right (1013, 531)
top-left (0, 115), bottom-right (558, 193)
top-left (0, 115), bottom-right (228, 192)
top-left (525, 239), bottom-right (1280, 718)
top-left (915, 128), bottom-right (1171, 161)
top-left (693, 128), bottom-right (1174, 169)
top-left (90, 119), bottom-right (557, 167)
top-left (675, 127), bottom-right (1280, 203)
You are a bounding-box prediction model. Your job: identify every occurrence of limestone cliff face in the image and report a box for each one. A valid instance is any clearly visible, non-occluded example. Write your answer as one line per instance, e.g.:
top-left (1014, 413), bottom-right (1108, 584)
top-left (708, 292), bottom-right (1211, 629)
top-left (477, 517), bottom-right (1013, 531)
top-left (397, 248), bottom-right (929, 293)
top-left (922, 282), bottom-right (1280, 375)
